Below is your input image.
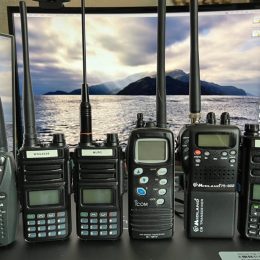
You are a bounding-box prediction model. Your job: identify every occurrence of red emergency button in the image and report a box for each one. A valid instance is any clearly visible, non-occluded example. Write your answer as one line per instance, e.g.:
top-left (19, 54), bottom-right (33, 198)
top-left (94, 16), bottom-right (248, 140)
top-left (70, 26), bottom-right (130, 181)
top-left (194, 149), bottom-right (202, 156)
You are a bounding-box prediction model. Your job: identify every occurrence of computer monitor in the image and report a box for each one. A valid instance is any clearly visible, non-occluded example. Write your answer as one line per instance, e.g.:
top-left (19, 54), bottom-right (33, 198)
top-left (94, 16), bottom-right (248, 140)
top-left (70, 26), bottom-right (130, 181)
top-left (0, 33), bottom-right (15, 152)
top-left (8, 4), bottom-right (260, 147)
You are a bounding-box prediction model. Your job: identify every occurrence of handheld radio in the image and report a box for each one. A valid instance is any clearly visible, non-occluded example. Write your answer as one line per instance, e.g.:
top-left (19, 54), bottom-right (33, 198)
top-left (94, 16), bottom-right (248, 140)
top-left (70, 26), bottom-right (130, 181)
top-left (127, 0), bottom-right (175, 240)
top-left (17, 1), bottom-right (71, 242)
top-left (238, 124), bottom-right (260, 240)
top-left (178, 0), bottom-right (240, 238)
top-left (0, 98), bottom-right (19, 247)
top-left (73, 0), bottom-right (124, 240)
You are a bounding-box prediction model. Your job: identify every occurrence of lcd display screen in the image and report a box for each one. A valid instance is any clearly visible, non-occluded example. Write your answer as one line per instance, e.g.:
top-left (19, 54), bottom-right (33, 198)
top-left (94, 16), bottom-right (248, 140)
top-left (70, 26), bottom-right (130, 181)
top-left (253, 184), bottom-right (260, 200)
top-left (135, 139), bottom-right (167, 162)
top-left (29, 190), bottom-right (60, 206)
top-left (197, 134), bottom-right (231, 148)
top-left (82, 189), bottom-right (113, 204)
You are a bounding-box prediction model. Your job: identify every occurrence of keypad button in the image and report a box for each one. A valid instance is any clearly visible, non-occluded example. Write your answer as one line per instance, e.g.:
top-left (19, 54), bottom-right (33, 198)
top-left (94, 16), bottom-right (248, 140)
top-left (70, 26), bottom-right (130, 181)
top-left (158, 189), bottom-right (167, 196)
top-left (47, 213), bottom-right (55, 218)
top-left (249, 224), bottom-right (258, 229)
top-left (80, 212), bottom-right (89, 217)
top-left (28, 227), bottom-right (36, 232)
top-left (100, 225), bottom-right (108, 230)
top-left (47, 219), bottom-right (56, 225)
top-left (38, 232), bottom-right (47, 238)
top-left (157, 168), bottom-right (167, 176)
top-left (28, 233), bottom-right (36, 238)
top-left (57, 218), bottom-right (66, 224)
top-left (250, 217), bottom-right (258, 223)
top-left (195, 159), bottom-right (201, 163)
top-left (134, 168), bottom-right (143, 175)
top-left (109, 212), bottom-right (117, 217)
top-left (80, 218), bottom-right (88, 224)
top-left (248, 229), bottom-right (257, 235)
top-left (139, 176), bottom-right (149, 184)
top-left (37, 220), bottom-right (46, 225)
top-left (221, 151), bottom-right (228, 156)
top-left (204, 151), bottom-right (210, 156)
top-left (27, 214), bottom-right (35, 220)
top-left (90, 231), bottom-right (98, 236)
top-left (48, 231), bottom-right (57, 237)
top-left (109, 230), bottom-right (118, 236)
top-left (194, 149), bottom-right (202, 156)
top-left (100, 219), bottom-right (107, 224)
top-left (136, 187), bottom-right (146, 196)
top-left (48, 225), bottom-right (56, 231)
top-left (100, 231), bottom-right (108, 236)
top-left (156, 199), bottom-right (165, 205)
top-left (57, 212), bottom-right (66, 217)
top-left (27, 220), bottom-right (36, 226)
top-left (109, 218), bottom-right (117, 224)
top-left (58, 224), bottom-right (66, 230)
top-left (230, 150), bottom-right (237, 155)
top-left (37, 214), bottom-right (45, 219)
top-left (229, 159), bottom-right (236, 163)
top-left (90, 218), bottom-right (98, 224)
top-left (159, 179), bottom-right (167, 185)
top-left (109, 224), bottom-right (117, 230)
top-left (81, 231), bottom-right (89, 236)
top-left (90, 225), bottom-right (98, 230)
top-left (90, 212), bottom-right (98, 217)
top-left (58, 230), bottom-right (66, 236)
top-left (81, 225), bottom-right (89, 230)
top-left (99, 212), bottom-right (107, 217)
top-left (38, 226), bottom-right (46, 231)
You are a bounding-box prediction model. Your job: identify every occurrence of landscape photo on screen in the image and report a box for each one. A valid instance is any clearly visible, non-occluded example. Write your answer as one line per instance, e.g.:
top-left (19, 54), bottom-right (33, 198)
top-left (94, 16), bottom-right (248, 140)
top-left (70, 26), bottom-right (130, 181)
top-left (13, 9), bottom-right (260, 146)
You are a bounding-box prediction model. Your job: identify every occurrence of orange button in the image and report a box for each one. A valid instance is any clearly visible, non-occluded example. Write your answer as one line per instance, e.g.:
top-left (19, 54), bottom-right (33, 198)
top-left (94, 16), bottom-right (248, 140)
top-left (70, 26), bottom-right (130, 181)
top-left (194, 149), bottom-right (202, 156)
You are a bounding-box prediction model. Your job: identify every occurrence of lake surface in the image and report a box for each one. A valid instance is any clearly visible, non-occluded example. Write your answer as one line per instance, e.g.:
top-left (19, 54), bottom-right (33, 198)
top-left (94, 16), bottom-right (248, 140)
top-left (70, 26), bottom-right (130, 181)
top-left (19, 95), bottom-right (259, 147)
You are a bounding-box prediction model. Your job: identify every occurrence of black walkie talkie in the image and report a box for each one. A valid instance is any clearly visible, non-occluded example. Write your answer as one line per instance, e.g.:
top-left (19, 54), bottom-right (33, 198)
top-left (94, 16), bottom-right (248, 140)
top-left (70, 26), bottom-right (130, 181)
top-left (127, 0), bottom-right (175, 240)
top-left (178, 0), bottom-right (240, 238)
top-left (238, 124), bottom-right (260, 240)
top-left (0, 98), bottom-right (19, 247)
top-left (73, 0), bottom-right (124, 240)
top-left (17, 1), bottom-right (71, 242)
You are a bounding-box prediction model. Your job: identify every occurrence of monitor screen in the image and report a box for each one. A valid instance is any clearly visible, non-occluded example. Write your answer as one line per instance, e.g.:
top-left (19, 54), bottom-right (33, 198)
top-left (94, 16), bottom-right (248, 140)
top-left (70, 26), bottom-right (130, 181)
top-left (10, 5), bottom-right (260, 147)
top-left (0, 34), bottom-right (14, 151)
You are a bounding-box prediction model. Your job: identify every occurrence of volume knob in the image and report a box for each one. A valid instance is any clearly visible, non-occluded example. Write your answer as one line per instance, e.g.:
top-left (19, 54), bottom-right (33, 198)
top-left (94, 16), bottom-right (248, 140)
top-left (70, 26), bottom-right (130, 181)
top-left (106, 133), bottom-right (119, 146)
top-left (206, 112), bottom-right (216, 124)
top-left (220, 112), bottom-right (230, 125)
top-left (52, 133), bottom-right (65, 146)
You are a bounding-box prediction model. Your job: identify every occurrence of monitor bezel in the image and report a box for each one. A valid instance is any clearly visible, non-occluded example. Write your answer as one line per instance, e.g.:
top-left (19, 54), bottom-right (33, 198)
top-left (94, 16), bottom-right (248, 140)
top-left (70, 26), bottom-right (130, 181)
top-left (0, 33), bottom-right (17, 154)
top-left (7, 2), bottom-right (260, 148)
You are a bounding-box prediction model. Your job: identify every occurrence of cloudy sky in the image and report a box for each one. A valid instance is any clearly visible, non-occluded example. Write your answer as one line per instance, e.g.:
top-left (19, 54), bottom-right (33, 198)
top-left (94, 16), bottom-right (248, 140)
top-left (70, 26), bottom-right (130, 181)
top-left (13, 10), bottom-right (260, 95)
top-left (0, 35), bottom-right (13, 122)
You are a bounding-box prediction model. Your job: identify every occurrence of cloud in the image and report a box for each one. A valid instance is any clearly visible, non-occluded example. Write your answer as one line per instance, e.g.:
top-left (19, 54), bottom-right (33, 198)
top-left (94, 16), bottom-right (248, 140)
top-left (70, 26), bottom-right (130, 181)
top-left (13, 12), bottom-right (260, 96)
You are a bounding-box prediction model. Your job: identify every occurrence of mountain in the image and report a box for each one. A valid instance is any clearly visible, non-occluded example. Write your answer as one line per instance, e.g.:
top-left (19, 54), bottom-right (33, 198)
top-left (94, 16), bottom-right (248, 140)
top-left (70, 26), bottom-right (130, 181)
top-left (44, 72), bottom-right (148, 95)
top-left (118, 70), bottom-right (247, 96)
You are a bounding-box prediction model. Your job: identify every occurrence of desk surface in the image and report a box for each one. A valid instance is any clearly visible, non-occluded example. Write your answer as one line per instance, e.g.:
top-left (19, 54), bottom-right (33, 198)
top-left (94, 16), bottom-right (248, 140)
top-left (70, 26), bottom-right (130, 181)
top-left (1, 194), bottom-right (259, 260)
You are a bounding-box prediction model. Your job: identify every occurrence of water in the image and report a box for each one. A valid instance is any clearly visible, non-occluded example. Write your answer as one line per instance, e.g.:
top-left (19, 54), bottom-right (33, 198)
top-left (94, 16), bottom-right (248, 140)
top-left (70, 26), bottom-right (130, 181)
top-left (28, 95), bottom-right (260, 147)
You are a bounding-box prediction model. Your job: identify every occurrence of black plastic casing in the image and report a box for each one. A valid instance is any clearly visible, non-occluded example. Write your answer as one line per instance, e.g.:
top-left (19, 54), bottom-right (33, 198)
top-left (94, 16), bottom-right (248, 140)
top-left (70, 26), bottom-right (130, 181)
top-left (127, 127), bottom-right (175, 239)
top-left (74, 142), bottom-right (124, 240)
top-left (0, 152), bottom-right (19, 247)
top-left (238, 131), bottom-right (260, 240)
top-left (180, 124), bottom-right (240, 238)
top-left (17, 138), bottom-right (71, 242)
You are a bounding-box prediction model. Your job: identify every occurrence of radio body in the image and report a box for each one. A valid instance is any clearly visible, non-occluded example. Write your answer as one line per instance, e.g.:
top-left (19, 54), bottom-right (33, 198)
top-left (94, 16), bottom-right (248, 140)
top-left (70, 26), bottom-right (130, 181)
top-left (0, 152), bottom-right (19, 246)
top-left (238, 124), bottom-right (260, 240)
top-left (127, 126), bottom-right (175, 239)
top-left (18, 135), bottom-right (71, 242)
top-left (74, 134), bottom-right (124, 240)
top-left (180, 123), bottom-right (240, 238)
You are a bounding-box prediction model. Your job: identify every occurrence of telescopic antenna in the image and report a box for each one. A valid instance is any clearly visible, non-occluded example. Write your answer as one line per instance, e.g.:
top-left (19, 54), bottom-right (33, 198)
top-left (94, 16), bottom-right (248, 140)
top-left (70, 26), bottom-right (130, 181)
top-left (156, 0), bottom-right (167, 128)
top-left (0, 98), bottom-right (8, 153)
top-left (20, 1), bottom-right (38, 147)
top-left (189, 0), bottom-right (201, 124)
top-left (80, 0), bottom-right (92, 144)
